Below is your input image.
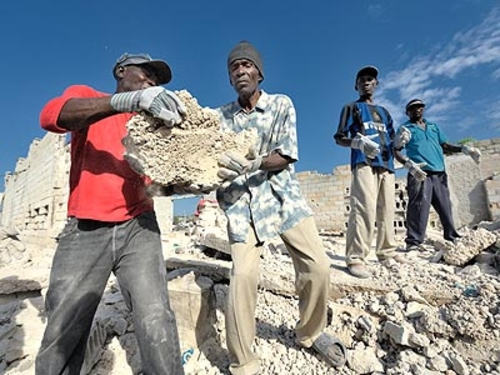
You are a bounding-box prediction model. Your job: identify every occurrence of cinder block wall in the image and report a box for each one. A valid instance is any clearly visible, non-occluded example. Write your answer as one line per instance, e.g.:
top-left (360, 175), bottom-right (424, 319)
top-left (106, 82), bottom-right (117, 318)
top-left (1, 133), bottom-right (69, 249)
top-left (446, 137), bottom-right (500, 226)
top-left (296, 166), bottom-right (408, 233)
top-left (0, 132), bottom-right (173, 250)
top-left (296, 137), bottom-right (500, 234)
top-left (1, 133), bottom-right (498, 246)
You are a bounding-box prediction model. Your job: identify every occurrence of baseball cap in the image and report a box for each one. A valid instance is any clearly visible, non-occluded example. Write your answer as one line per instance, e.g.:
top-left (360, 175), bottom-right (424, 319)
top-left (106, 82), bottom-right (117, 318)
top-left (113, 53), bottom-right (172, 84)
top-left (405, 99), bottom-right (426, 111)
top-left (356, 65), bottom-right (379, 80)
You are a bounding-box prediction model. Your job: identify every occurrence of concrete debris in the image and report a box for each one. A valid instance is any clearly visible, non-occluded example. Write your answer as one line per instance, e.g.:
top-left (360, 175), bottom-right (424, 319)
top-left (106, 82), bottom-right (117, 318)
top-left (3, 218), bottom-right (500, 374)
top-left (432, 227), bottom-right (499, 266)
top-left (0, 227), bottom-right (28, 267)
top-left (123, 90), bottom-right (258, 187)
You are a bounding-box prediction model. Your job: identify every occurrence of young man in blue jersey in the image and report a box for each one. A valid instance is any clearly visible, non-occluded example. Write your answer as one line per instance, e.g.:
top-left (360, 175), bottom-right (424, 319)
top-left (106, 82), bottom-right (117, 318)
top-left (334, 66), bottom-right (405, 279)
top-left (393, 99), bottom-right (481, 251)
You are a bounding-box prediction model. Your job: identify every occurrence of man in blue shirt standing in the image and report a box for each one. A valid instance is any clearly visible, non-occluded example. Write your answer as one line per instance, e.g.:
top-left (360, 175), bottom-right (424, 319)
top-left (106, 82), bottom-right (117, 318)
top-left (334, 66), bottom-right (404, 279)
top-left (216, 41), bottom-right (346, 375)
top-left (394, 98), bottom-right (481, 251)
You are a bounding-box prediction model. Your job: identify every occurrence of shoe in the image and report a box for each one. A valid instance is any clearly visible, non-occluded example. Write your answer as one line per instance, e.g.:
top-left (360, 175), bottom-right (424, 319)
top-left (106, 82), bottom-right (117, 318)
top-left (312, 332), bottom-right (347, 368)
top-left (347, 264), bottom-right (371, 278)
top-left (406, 244), bottom-right (426, 252)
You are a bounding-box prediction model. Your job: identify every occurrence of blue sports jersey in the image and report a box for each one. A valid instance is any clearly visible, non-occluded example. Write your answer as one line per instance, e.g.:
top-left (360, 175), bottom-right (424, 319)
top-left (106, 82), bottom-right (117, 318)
top-left (334, 101), bottom-right (395, 171)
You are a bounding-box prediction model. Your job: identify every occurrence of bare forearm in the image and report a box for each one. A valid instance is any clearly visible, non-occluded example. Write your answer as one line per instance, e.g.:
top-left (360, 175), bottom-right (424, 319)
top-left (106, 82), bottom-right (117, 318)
top-left (442, 142), bottom-right (463, 154)
top-left (335, 136), bottom-right (353, 148)
top-left (261, 151), bottom-right (294, 171)
top-left (58, 97), bottom-right (118, 131)
top-left (394, 149), bottom-right (409, 164)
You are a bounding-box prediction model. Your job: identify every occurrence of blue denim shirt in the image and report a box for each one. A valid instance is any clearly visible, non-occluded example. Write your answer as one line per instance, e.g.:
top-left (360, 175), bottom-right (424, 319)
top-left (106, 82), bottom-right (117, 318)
top-left (216, 91), bottom-right (313, 243)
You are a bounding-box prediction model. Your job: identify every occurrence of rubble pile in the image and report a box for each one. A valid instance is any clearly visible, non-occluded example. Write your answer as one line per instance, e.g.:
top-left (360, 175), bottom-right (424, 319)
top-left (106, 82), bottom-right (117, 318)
top-left (2, 213), bottom-right (500, 374)
top-left (0, 226), bottom-right (28, 266)
top-left (124, 90), bottom-right (258, 187)
top-left (432, 227), bottom-right (499, 266)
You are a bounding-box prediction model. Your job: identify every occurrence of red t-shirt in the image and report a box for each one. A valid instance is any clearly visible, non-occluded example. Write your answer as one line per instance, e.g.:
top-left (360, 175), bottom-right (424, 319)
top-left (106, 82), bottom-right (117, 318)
top-left (40, 85), bottom-right (153, 222)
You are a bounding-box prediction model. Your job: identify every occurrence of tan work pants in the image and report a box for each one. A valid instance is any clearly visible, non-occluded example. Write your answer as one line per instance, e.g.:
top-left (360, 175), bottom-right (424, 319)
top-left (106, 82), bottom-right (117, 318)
top-left (226, 216), bottom-right (331, 375)
top-left (346, 165), bottom-right (397, 265)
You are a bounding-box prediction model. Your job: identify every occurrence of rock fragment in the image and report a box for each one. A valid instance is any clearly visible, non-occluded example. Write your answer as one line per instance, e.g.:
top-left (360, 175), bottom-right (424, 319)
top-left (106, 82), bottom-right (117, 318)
top-left (124, 89), bottom-right (258, 188)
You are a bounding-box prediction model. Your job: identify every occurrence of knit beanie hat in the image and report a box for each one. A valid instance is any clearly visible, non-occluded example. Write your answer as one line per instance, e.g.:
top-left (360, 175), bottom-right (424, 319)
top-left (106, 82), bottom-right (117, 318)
top-left (227, 41), bottom-right (264, 81)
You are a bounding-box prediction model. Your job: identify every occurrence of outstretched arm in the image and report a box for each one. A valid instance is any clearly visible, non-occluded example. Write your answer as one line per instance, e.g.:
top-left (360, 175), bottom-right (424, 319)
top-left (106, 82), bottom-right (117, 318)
top-left (441, 142), bottom-right (462, 153)
top-left (443, 142), bottom-right (481, 163)
top-left (58, 97), bottom-right (117, 131)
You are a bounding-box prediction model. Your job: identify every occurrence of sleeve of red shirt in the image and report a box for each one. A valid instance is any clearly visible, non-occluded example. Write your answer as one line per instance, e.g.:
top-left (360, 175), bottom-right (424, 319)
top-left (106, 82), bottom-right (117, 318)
top-left (39, 85), bottom-right (107, 134)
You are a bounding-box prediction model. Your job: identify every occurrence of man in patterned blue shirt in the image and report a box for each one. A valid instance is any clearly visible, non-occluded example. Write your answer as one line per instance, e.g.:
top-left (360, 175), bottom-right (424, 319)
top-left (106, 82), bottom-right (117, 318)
top-left (216, 41), bottom-right (346, 375)
top-left (334, 66), bottom-right (405, 279)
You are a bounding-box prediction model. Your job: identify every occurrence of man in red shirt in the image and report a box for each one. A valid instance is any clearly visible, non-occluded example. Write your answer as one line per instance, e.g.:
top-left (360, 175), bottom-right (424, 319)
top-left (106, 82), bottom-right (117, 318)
top-left (35, 53), bottom-right (186, 375)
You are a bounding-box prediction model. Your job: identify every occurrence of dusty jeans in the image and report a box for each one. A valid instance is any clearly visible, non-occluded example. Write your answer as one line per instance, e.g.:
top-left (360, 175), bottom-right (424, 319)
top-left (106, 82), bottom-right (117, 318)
top-left (35, 211), bottom-right (184, 375)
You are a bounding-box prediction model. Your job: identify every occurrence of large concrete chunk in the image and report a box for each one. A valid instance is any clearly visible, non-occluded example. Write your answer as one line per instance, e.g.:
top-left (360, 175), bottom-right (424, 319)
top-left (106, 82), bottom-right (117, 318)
top-left (124, 90), bottom-right (258, 187)
top-left (167, 269), bottom-right (217, 352)
top-left (435, 227), bottom-right (498, 266)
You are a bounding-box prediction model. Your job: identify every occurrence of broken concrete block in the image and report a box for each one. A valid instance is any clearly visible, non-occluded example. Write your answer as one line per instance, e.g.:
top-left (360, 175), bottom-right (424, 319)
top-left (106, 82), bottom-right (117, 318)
top-left (383, 321), bottom-right (414, 346)
top-left (447, 352), bottom-right (470, 375)
top-left (124, 90), bottom-right (258, 188)
top-left (347, 347), bottom-right (384, 374)
top-left (437, 227), bottom-right (497, 266)
top-left (167, 269), bottom-right (217, 352)
top-left (408, 332), bottom-right (430, 348)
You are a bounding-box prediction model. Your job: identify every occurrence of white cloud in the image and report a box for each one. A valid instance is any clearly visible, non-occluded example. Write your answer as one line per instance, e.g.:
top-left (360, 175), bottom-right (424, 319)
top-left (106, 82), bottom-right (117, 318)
top-left (367, 4), bottom-right (384, 18)
top-left (377, 6), bottom-right (500, 129)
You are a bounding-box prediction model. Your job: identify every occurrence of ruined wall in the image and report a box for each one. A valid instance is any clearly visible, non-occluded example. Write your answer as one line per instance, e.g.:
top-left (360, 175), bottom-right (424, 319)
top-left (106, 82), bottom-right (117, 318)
top-left (1, 133), bottom-right (498, 246)
top-left (0, 133), bottom-right (173, 250)
top-left (296, 166), bottom-right (408, 234)
top-left (297, 137), bottom-right (500, 233)
top-left (1, 133), bottom-right (69, 249)
top-left (446, 138), bottom-right (500, 227)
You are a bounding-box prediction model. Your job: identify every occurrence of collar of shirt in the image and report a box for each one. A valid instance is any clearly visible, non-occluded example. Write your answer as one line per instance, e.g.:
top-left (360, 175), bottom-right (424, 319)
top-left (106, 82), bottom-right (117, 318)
top-left (404, 118), bottom-right (434, 129)
top-left (227, 90), bottom-right (271, 118)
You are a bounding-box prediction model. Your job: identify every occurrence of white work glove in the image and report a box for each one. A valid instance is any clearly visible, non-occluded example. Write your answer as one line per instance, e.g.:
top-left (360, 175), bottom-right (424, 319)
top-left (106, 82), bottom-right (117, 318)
top-left (110, 87), bottom-right (186, 127)
top-left (461, 145), bottom-right (481, 164)
top-left (217, 149), bottom-right (263, 181)
top-left (394, 126), bottom-right (411, 149)
top-left (351, 133), bottom-right (380, 159)
top-left (404, 159), bottom-right (427, 182)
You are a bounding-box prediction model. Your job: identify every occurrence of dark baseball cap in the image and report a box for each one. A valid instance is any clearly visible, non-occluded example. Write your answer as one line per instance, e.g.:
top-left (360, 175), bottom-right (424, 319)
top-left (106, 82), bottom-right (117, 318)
top-left (113, 53), bottom-right (172, 84)
top-left (405, 99), bottom-right (426, 111)
top-left (356, 65), bottom-right (379, 80)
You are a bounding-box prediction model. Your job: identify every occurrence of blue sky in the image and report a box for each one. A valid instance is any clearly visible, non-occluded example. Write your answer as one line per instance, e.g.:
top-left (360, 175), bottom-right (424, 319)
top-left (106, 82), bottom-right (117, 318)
top-left (2, 0), bottom-right (499, 215)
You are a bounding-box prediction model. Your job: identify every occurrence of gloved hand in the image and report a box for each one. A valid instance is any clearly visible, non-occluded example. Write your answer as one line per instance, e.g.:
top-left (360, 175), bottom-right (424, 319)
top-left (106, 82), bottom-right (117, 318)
top-left (217, 149), bottom-right (263, 181)
top-left (394, 126), bottom-right (411, 150)
top-left (404, 159), bottom-right (427, 182)
top-left (461, 145), bottom-right (481, 164)
top-left (110, 87), bottom-right (186, 127)
top-left (351, 133), bottom-right (380, 159)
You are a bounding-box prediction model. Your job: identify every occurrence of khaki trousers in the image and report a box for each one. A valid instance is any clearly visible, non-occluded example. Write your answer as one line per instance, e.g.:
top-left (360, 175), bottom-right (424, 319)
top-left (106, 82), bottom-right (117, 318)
top-left (226, 216), bottom-right (331, 375)
top-left (346, 165), bottom-right (397, 265)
